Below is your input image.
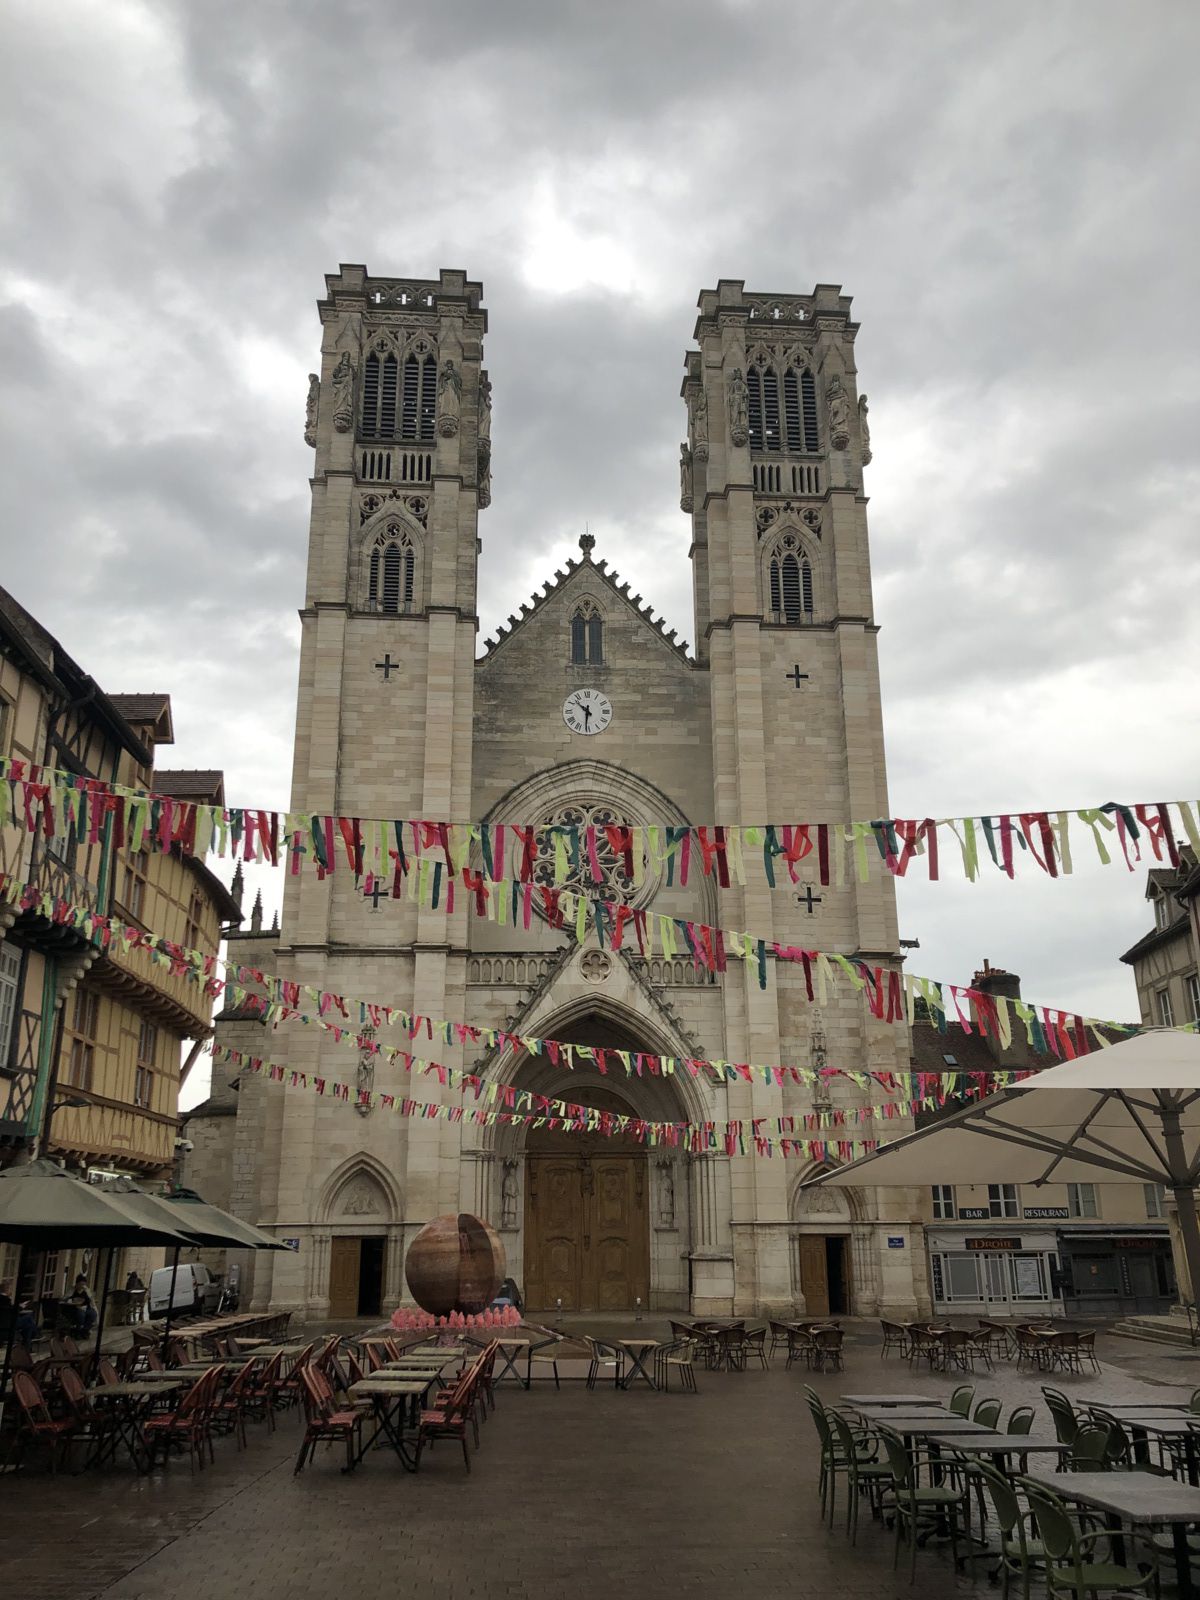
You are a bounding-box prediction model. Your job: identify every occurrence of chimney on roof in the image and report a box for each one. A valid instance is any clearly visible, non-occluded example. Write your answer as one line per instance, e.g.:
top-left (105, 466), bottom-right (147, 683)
top-left (972, 958), bottom-right (1021, 1001)
top-left (250, 890), bottom-right (263, 934)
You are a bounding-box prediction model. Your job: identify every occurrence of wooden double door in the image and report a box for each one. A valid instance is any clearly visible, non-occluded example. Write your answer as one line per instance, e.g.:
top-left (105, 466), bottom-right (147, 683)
top-left (525, 1154), bottom-right (650, 1312)
top-left (328, 1236), bottom-right (386, 1319)
top-left (797, 1234), bottom-right (852, 1318)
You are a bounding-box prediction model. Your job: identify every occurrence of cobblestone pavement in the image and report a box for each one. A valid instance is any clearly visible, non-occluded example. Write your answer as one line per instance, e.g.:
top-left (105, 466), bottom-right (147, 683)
top-left (2, 1325), bottom-right (1198, 1600)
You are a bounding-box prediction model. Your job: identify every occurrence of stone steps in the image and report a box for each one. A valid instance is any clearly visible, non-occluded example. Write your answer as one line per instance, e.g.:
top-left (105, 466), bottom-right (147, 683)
top-left (1109, 1314), bottom-right (1198, 1349)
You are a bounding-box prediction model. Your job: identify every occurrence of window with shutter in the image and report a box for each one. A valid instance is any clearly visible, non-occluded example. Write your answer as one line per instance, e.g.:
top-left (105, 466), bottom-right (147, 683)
top-left (762, 367), bottom-right (781, 451)
top-left (801, 559), bottom-right (813, 614)
top-left (801, 369), bottom-right (819, 450)
top-left (780, 554), bottom-right (802, 622)
top-left (769, 559), bottom-right (782, 617)
top-left (747, 368), bottom-right (764, 450)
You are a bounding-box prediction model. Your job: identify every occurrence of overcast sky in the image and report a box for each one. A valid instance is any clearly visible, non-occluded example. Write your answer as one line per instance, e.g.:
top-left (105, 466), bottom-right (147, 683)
top-left (3, 1), bottom-right (1198, 1109)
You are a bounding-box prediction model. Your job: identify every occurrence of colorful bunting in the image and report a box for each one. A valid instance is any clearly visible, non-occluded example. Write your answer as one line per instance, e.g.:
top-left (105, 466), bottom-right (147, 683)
top-left (1, 755), bottom-right (1195, 891)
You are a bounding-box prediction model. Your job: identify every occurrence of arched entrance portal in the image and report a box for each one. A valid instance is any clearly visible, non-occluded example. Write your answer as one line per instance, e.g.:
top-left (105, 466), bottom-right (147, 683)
top-left (524, 1087), bottom-right (650, 1313)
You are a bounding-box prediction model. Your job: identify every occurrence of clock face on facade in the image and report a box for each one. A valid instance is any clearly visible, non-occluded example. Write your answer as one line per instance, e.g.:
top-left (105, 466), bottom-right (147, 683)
top-left (562, 688), bottom-right (612, 736)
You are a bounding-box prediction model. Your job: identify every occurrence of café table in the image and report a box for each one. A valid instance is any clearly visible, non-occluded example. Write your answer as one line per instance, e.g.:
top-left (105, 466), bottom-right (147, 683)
top-left (86, 1378), bottom-right (183, 1471)
top-left (872, 1416), bottom-right (992, 1438)
top-left (842, 1393), bottom-right (944, 1408)
top-left (406, 1343), bottom-right (468, 1359)
top-left (617, 1338), bottom-right (661, 1391)
top-left (1024, 1469), bottom-right (1200, 1600)
top-left (347, 1377), bottom-right (434, 1472)
top-left (1105, 1412), bottom-right (1200, 1484)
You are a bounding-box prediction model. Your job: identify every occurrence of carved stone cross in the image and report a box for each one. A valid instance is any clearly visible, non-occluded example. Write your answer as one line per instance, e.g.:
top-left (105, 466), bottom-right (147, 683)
top-left (797, 885), bottom-right (823, 914)
top-left (375, 653), bottom-right (399, 680)
top-left (785, 665), bottom-right (809, 688)
top-left (363, 880), bottom-right (386, 909)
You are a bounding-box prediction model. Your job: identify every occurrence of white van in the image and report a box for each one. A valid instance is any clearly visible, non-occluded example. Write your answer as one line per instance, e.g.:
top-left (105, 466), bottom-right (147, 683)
top-left (148, 1262), bottom-right (219, 1318)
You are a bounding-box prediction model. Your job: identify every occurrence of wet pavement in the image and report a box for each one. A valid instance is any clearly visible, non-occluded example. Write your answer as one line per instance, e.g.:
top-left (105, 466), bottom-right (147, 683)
top-left (2, 1324), bottom-right (1198, 1600)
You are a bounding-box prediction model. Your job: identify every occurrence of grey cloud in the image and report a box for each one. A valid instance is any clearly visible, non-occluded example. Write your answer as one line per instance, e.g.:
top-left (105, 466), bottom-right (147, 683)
top-left (2, 0), bottom-right (1197, 1042)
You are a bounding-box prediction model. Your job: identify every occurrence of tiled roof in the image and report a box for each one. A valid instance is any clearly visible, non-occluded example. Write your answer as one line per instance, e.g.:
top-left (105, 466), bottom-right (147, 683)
top-left (156, 769), bottom-right (226, 805)
top-left (109, 693), bottom-right (172, 723)
top-left (478, 542), bottom-right (692, 663)
top-left (1120, 913), bottom-right (1191, 965)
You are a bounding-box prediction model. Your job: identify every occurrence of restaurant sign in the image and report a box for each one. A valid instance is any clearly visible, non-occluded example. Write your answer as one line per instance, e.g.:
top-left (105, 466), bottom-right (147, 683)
top-left (1023, 1207), bottom-right (1069, 1219)
top-left (965, 1238), bottom-right (1022, 1251)
top-left (958, 1207), bottom-right (990, 1220)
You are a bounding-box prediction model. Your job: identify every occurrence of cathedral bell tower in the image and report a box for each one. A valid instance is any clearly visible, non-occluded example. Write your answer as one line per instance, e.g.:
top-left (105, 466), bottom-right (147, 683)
top-left (682, 282), bottom-right (917, 1319)
top-left (235, 267), bottom-right (489, 1316)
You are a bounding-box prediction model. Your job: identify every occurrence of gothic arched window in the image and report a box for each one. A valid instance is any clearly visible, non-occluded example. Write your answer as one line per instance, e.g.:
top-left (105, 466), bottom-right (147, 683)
top-left (401, 354), bottom-right (437, 442)
top-left (570, 599), bottom-right (604, 664)
top-left (767, 534), bottom-right (815, 624)
top-left (362, 351), bottom-right (399, 439)
top-left (368, 524), bottom-right (417, 613)
top-left (783, 367), bottom-right (819, 452)
top-left (748, 363), bottom-right (783, 452)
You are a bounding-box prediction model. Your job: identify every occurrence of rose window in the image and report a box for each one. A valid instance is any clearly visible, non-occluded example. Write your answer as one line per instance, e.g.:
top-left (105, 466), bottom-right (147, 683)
top-left (532, 804), bottom-right (634, 902)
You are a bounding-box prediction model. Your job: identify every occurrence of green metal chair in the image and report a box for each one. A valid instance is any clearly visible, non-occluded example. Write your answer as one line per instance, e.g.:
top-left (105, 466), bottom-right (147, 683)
top-left (1042, 1386), bottom-right (1080, 1448)
top-left (1189, 1387), bottom-right (1200, 1414)
top-left (1007, 1405), bottom-right (1036, 1435)
top-left (878, 1425), bottom-right (969, 1582)
top-left (975, 1459), bottom-right (1046, 1600)
top-left (1020, 1478), bottom-right (1156, 1599)
top-left (973, 1397), bottom-right (1002, 1428)
top-left (827, 1409), bottom-right (891, 1543)
top-left (1069, 1422), bottom-right (1113, 1471)
top-left (949, 1383), bottom-right (975, 1417)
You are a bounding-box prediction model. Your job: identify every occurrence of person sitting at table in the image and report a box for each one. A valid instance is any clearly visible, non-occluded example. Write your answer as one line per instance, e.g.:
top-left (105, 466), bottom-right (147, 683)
top-left (67, 1274), bottom-right (97, 1336)
top-left (0, 1280), bottom-right (38, 1348)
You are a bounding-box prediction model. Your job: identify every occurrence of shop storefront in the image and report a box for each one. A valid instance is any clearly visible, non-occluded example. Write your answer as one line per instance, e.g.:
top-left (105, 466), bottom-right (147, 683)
top-left (925, 1226), bottom-right (1063, 1317)
top-left (1056, 1225), bottom-right (1175, 1317)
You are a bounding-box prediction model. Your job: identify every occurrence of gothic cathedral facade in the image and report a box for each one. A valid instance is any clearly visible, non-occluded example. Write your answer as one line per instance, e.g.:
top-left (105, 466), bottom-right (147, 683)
top-left (187, 266), bottom-right (931, 1322)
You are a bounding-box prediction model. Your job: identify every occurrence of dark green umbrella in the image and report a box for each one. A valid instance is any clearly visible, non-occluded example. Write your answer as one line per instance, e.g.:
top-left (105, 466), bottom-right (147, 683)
top-left (0, 1162), bottom-right (192, 1428)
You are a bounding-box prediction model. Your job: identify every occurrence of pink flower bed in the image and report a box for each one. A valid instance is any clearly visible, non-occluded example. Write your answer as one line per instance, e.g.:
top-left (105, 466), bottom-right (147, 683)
top-left (390, 1305), bottom-right (523, 1332)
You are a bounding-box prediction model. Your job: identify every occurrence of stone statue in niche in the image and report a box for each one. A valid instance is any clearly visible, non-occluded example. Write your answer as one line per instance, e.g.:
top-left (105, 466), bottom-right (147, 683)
top-left (304, 373), bottom-right (319, 447)
top-left (478, 373), bottom-right (492, 446)
top-left (355, 1025), bottom-right (375, 1117)
top-left (437, 358), bottom-right (462, 436)
top-left (330, 352), bottom-right (355, 433)
top-left (501, 1160), bottom-right (519, 1229)
top-left (858, 394), bottom-right (871, 465)
top-left (826, 374), bottom-right (851, 450)
top-left (728, 367), bottom-right (749, 447)
top-left (342, 1178), bottom-right (380, 1216)
top-left (657, 1160), bottom-right (675, 1228)
top-left (679, 442), bottom-right (693, 513)
top-left (690, 385), bottom-right (708, 458)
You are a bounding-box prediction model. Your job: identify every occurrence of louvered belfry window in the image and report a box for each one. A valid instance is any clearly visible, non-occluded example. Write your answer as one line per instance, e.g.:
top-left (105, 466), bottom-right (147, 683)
top-left (401, 354), bottom-right (437, 442)
top-left (747, 367), bottom-right (764, 450)
top-left (769, 544), bottom-right (814, 624)
top-left (362, 352), bottom-right (399, 439)
top-left (369, 531), bottom-right (416, 614)
top-left (782, 367), bottom-right (820, 451)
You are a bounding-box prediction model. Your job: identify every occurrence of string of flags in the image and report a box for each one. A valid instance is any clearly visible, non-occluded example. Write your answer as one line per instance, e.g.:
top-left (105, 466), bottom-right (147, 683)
top-left (211, 970), bottom-right (1039, 1122)
top-left (5, 868), bottom-right (1176, 1095)
top-left (2, 754), bottom-right (1195, 890)
top-left (216, 1040), bottom-right (898, 1159)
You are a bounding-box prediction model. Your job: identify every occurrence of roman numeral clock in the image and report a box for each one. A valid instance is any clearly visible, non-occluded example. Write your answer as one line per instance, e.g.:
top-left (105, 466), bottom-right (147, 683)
top-left (562, 687), bottom-right (612, 737)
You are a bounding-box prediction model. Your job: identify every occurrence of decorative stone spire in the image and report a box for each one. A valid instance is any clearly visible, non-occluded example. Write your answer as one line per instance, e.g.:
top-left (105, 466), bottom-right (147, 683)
top-left (230, 861), bottom-right (245, 910)
top-left (250, 890), bottom-right (263, 933)
top-left (579, 530), bottom-right (595, 559)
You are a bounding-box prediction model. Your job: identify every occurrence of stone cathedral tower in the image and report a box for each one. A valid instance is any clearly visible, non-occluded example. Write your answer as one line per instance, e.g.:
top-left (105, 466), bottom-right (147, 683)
top-left (189, 269), bottom-right (929, 1323)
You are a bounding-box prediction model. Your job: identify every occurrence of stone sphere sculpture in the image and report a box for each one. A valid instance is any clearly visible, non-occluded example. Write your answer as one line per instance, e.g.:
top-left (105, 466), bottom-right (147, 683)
top-left (404, 1213), bottom-right (506, 1316)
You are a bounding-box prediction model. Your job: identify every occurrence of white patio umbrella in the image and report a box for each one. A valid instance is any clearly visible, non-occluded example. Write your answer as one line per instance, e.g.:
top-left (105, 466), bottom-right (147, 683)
top-left (803, 1028), bottom-right (1200, 1303)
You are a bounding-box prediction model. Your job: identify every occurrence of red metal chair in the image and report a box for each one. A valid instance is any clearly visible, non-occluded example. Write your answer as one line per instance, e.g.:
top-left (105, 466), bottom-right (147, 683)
top-left (294, 1366), bottom-right (363, 1475)
top-left (142, 1367), bottom-right (221, 1472)
top-left (211, 1358), bottom-right (258, 1449)
top-left (416, 1355), bottom-right (486, 1472)
top-left (58, 1366), bottom-right (122, 1466)
top-left (242, 1351), bottom-right (285, 1432)
top-left (7, 1371), bottom-right (76, 1474)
